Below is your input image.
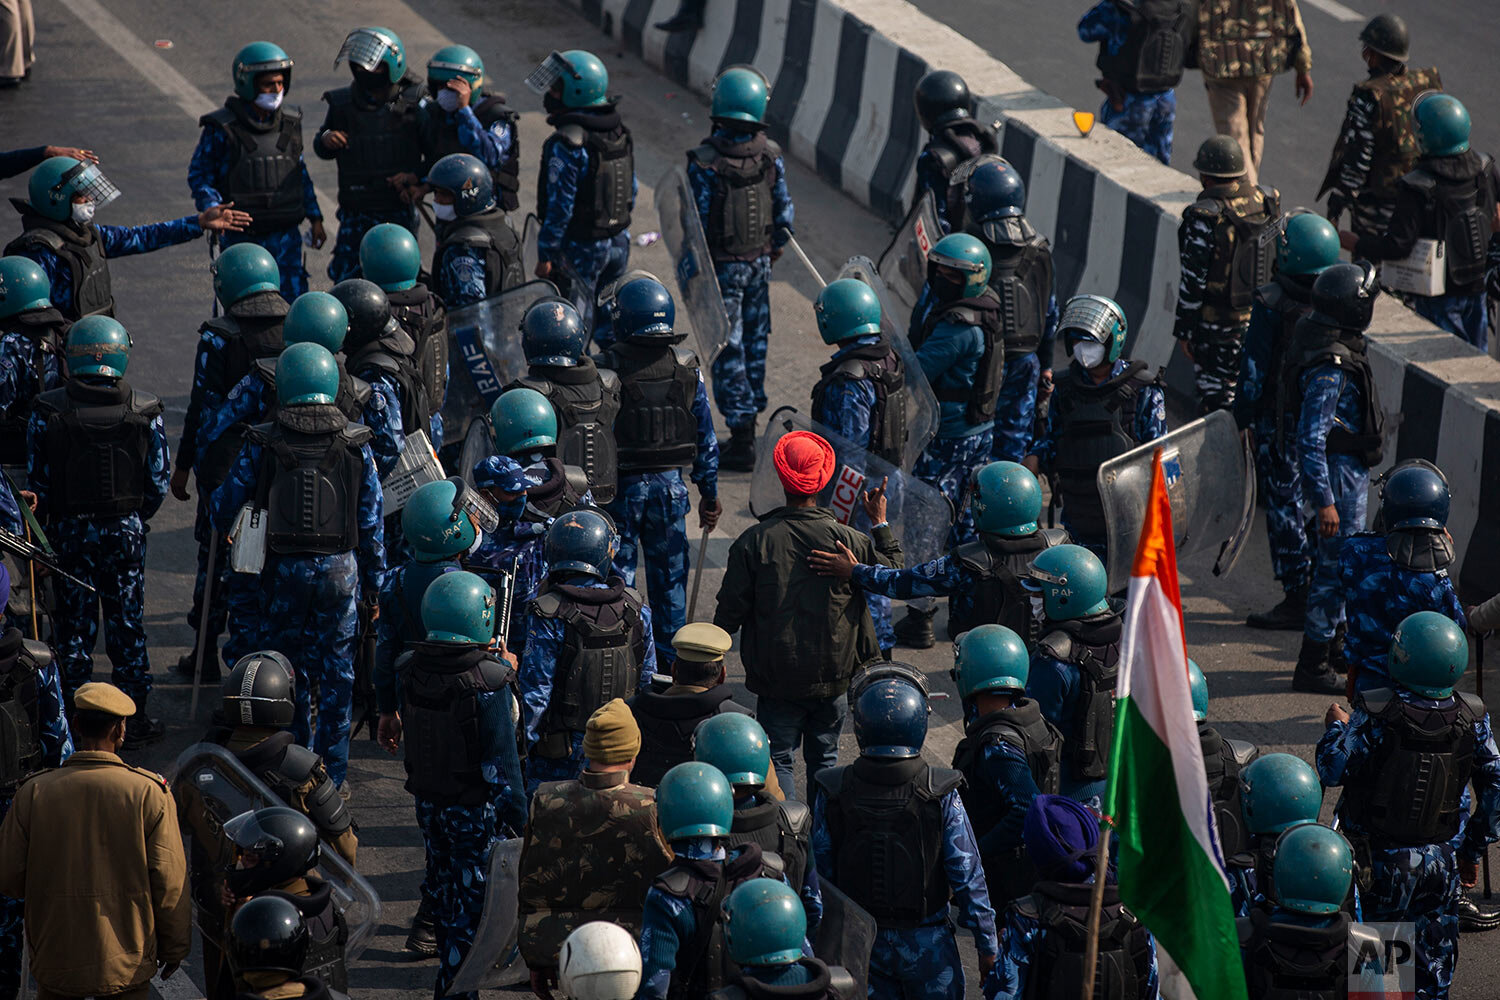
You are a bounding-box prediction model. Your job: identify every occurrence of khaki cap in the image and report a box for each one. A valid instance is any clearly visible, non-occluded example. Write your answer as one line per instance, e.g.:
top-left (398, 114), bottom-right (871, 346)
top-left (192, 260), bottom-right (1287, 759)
top-left (73, 681), bottom-right (136, 717)
top-left (672, 622), bottom-right (732, 662)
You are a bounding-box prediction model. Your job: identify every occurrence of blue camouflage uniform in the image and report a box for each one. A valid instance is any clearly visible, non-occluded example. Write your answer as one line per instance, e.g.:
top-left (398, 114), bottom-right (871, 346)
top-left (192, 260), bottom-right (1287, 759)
top-left (27, 384), bottom-right (169, 702)
top-left (910, 286), bottom-right (996, 547)
top-left (188, 120), bottom-right (321, 300)
top-left (812, 780), bottom-right (998, 1000)
top-left (0, 328), bottom-right (62, 454)
top-left (607, 372), bottom-right (718, 663)
top-left (1318, 690), bottom-right (1500, 1000)
top-left (1340, 533), bottom-right (1466, 692)
top-left (427, 101), bottom-right (514, 175)
top-left (990, 292), bottom-right (1059, 464)
top-left (688, 127), bottom-right (794, 430)
top-left (0, 629), bottom-right (71, 1000)
top-left (1298, 364), bottom-right (1370, 644)
top-left (15, 217), bottom-right (206, 319)
top-left (210, 435), bottom-right (385, 787)
top-left (986, 891), bottom-right (1161, 1000)
top-left (434, 240), bottom-right (488, 309)
top-left (373, 559), bottom-right (457, 715)
top-left (1076, 1), bottom-right (1176, 165)
top-left (851, 550), bottom-right (1044, 650)
top-left (966, 737), bottom-right (1043, 897)
top-left (517, 574), bottom-right (655, 794)
top-left (734, 791), bottom-right (825, 932)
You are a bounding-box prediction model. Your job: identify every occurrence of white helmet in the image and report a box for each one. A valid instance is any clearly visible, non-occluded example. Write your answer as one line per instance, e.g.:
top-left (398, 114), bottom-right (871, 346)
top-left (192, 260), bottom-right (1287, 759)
top-left (558, 922), bottom-right (642, 1000)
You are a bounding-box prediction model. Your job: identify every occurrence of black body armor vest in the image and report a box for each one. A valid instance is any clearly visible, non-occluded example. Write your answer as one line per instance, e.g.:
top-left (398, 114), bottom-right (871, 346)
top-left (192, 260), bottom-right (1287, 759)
top-left (1094, 0), bottom-right (1193, 93)
top-left (922, 121), bottom-right (1000, 230)
top-left (386, 284), bottom-right (449, 414)
top-left (36, 379), bottom-right (161, 518)
top-left (1239, 909), bottom-right (1365, 1000)
top-left (1199, 725), bottom-right (1259, 858)
top-left (528, 578), bottom-right (647, 736)
top-left (434, 209), bottom-right (525, 297)
top-left (626, 685), bottom-right (752, 789)
top-left (0, 310), bottom-right (64, 465)
top-left (261, 879), bottom-right (348, 991)
top-left (247, 406), bottom-right (371, 556)
top-left (320, 81), bottom-right (426, 214)
top-left (226, 730), bottom-right (353, 838)
top-left (1016, 881), bottom-right (1153, 1000)
top-left (689, 132), bottom-right (780, 262)
top-left (1280, 319), bottom-right (1385, 467)
top-left (1038, 614), bottom-right (1123, 781)
top-left (727, 796), bottom-right (812, 895)
top-left (199, 100), bottom-right (307, 235)
top-left (912, 288), bottom-right (1007, 425)
top-left (6, 209), bottom-right (113, 319)
top-left (347, 334), bottom-right (433, 438)
top-left (810, 340), bottom-right (908, 467)
top-left (398, 642), bottom-right (515, 806)
top-left (538, 109), bottom-right (634, 241)
top-left (509, 360), bottom-right (620, 503)
top-left (0, 630), bottom-right (50, 794)
top-left (1051, 362), bottom-right (1159, 538)
top-left (1400, 154), bottom-right (1496, 289)
top-left (596, 340), bottom-right (701, 475)
top-left (986, 238), bottom-right (1053, 359)
top-left (951, 528), bottom-right (1069, 643)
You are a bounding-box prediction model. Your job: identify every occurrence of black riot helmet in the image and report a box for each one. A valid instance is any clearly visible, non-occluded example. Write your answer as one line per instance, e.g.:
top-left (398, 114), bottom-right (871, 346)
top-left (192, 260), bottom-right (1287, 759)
top-left (228, 896), bottom-right (309, 977)
top-left (914, 70), bottom-right (972, 132)
top-left (1310, 260), bottom-right (1379, 333)
top-left (222, 650), bottom-right (296, 728)
top-left (224, 806), bottom-right (321, 896)
top-left (330, 277), bottom-right (397, 352)
top-left (1359, 13), bottom-right (1410, 62)
top-left (1193, 135), bottom-right (1247, 179)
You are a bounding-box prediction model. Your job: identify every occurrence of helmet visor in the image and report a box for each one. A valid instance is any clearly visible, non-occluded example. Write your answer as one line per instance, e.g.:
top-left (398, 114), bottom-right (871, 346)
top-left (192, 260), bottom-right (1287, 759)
top-left (524, 51), bottom-right (571, 95)
top-left (1057, 295), bottom-right (1123, 346)
top-left (447, 476), bottom-right (499, 534)
top-left (58, 162), bottom-right (120, 210)
top-left (224, 810), bottom-right (288, 867)
top-left (335, 30), bottom-right (395, 73)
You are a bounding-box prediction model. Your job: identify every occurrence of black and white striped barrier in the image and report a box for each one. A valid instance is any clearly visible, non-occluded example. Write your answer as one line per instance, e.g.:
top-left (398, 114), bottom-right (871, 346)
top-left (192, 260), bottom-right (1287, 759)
top-left (566, 0), bottom-right (1500, 600)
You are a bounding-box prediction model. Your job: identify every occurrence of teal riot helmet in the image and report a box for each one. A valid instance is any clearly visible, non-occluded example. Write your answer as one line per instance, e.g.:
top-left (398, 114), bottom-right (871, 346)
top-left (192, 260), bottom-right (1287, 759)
top-left (213, 242), bottom-right (281, 306)
top-left (1413, 92), bottom-right (1471, 157)
top-left (27, 156), bottom-right (120, 222)
top-left (1276, 212), bottom-right (1341, 277)
top-left (1238, 752), bottom-right (1321, 836)
top-left (656, 761), bottom-right (734, 840)
top-left (693, 713), bottom-right (771, 788)
top-left (232, 41), bottom-right (294, 102)
top-left (710, 66), bottom-right (771, 126)
top-left (1023, 544), bottom-right (1109, 621)
top-left (274, 343), bottom-right (339, 407)
top-left (0, 256), bottom-right (52, 318)
top-left (953, 625), bottom-right (1030, 700)
top-left (927, 233), bottom-right (991, 299)
top-left (421, 570), bottom-right (497, 644)
top-left (65, 315), bottom-right (131, 378)
top-left (402, 478), bottom-right (480, 561)
top-left (814, 278), bottom-right (882, 344)
top-left (284, 291), bottom-right (348, 352)
top-left (1188, 659), bottom-right (1208, 721)
top-left (359, 223), bottom-right (421, 292)
top-left (490, 387), bottom-right (557, 456)
top-left (723, 879), bottom-right (806, 967)
top-left (335, 26), bottom-right (406, 84)
top-left (1058, 294), bottom-right (1127, 365)
top-left (971, 461), bottom-right (1043, 537)
top-left (1388, 610), bottom-right (1469, 698)
top-left (427, 44), bottom-right (485, 106)
top-left (528, 50), bottom-right (609, 109)
top-left (1272, 823), bottom-right (1354, 916)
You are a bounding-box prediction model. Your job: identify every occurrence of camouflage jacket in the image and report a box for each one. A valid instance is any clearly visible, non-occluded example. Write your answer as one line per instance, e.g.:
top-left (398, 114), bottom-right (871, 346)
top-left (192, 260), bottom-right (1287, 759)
top-left (516, 768), bottom-right (674, 969)
top-left (1196, 0), bottom-right (1312, 80)
top-left (1175, 179), bottom-right (1279, 333)
top-left (1320, 66), bottom-right (1443, 208)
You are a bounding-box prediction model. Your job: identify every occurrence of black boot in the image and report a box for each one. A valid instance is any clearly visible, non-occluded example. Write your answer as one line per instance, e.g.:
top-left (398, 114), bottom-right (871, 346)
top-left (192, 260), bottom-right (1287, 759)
top-left (721, 422), bottom-right (756, 472)
top-left (893, 606), bottom-right (936, 649)
top-left (1328, 621), bottom-right (1348, 675)
top-left (1458, 892), bottom-right (1500, 932)
top-left (405, 895), bottom-right (439, 957)
top-left (172, 647), bottom-right (222, 683)
top-left (1291, 637), bottom-right (1342, 695)
top-left (1245, 584), bottom-right (1307, 630)
top-left (121, 697), bottom-right (166, 750)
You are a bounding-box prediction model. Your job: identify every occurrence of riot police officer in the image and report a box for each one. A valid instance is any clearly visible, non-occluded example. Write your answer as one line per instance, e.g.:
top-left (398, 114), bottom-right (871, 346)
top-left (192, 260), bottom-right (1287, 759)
top-left (913, 70), bottom-right (999, 233)
top-left (483, 386), bottom-right (593, 521)
top-left (531, 50), bottom-right (634, 330)
top-left (174, 243), bottom-right (288, 683)
top-left (518, 508), bottom-right (654, 794)
top-left (1023, 545), bottom-right (1122, 805)
top-left (30, 316), bottom-right (168, 739)
top-left (189, 41), bottom-right (325, 301)
top-left (226, 896), bottom-right (346, 1000)
top-left (715, 879), bottom-right (855, 1000)
top-left (1027, 294), bottom-right (1166, 560)
top-left (0, 256), bottom-right (65, 480)
top-left (1340, 461), bottom-right (1465, 694)
top-left (383, 570), bottom-right (526, 1000)
top-left (814, 460), bottom-right (1070, 649)
top-left (359, 223), bottom-right (449, 447)
top-left (1349, 93), bottom-right (1496, 348)
top-left (596, 274), bottom-right (721, 659)
top-left (315, 26), bottom-right (425, 283)
top-left (812, 676), bottom-right (998, 999)
top-left (1190, 660), bottom-right (1260, 860)
top-left (5, 155), bottom-right (249, 320)
top-left (1077, 0), bottom-right (1192, 165)
top-left (950, 625), bottom-right (1059, 907)
top-left (508, 295), bottom-right (620, 504)
top-left (1174, 135), bottom-right (1281, 415)
top-left (963, 159), bottom-right (1058, 463)
top-left (419, 46), bottom-right (520, 211)
top-left (1238, 212), bottom-right (1339, 631)
top-left (1320, 14), bottom-right (1442, 242)
top-left (686, 66), bottom-right (794, 459)
top-left (1285, 261), bottom-right (1383, 694)
top-left (1318, 612), bottom-right (1500, 998)
top-left (426, 152), bottom-right (525, 308)
top-left (211, 342), bottom-right (385, 790)
top-left (1230, 751), bottom-right (1323, 916)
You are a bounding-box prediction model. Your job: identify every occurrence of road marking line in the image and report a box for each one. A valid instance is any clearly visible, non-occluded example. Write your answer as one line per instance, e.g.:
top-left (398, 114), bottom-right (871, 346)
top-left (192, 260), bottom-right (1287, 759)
top-left (1300, 0), bottom-right (1364, 24)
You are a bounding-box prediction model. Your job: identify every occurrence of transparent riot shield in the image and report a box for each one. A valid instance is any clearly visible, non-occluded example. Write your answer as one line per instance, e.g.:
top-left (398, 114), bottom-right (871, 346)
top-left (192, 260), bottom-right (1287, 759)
top-left (749, 407), bottom-right (953, 569)
top-left (521, 212), bottom-right (541, 280)
top-left (877, 190), bottom-right (941, 314)
top-left (1097, 410), bottom-right (1256, 593)
top-left (835, 255), bottom-right (939, 468)
top-left (448, 837), bottom-right (528, 992)
top-left (655, 166), bottom-right (730, 370)
top-left (444, 280), bottom-right (561, 450)
top-left (815, 876), bottom-right (877, 998)
top-left (170, 743), bottom-right (381, 960)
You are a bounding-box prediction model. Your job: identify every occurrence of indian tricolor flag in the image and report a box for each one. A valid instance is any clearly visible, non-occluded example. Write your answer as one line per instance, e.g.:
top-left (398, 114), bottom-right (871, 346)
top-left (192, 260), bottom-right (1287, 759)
top-left (1104, 450), bottom-right (1247, 1000)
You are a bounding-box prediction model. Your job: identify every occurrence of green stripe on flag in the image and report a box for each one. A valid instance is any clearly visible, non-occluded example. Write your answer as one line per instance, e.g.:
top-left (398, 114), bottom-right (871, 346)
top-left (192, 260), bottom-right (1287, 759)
top-left (1112, 696), bottom-right (1248, 1000)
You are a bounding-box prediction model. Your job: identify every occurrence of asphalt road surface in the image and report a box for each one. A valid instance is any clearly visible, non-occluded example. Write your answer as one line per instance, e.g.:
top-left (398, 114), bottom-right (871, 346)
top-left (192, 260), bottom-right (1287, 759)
top-left (3, 0), bottom-right (1498, 998)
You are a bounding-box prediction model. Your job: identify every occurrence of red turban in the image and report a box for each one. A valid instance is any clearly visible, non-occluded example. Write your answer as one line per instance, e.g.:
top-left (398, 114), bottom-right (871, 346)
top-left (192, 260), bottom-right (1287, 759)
top-left (773, 431), bottom-right (836, 495)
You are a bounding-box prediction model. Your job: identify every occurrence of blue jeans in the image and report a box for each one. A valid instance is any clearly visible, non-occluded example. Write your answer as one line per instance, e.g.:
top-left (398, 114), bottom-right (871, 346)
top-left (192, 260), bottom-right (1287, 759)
top-left (1414, 292), bottom-right (1487, 351)
top-left (756, 694), bottom-right (847, 802)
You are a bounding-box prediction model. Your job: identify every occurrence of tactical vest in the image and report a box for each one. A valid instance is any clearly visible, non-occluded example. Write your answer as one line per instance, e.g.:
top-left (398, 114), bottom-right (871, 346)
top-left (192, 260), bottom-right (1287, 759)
top-left (1095, 0), bottom-right (1193, 93)
top-left (986, 239), bottom-right (1053, 359)
top-left (923, 121), bottom-right (1000, 229)
top-left (1199, 725), bottom-right (1259, 858)
top-left (810, 341), bottom-right (908, 467)
top-left (1196, 181), bottom-right (1281, 312)
top-left (1038, 615), bottom-right (1122, 782)
top-left (529, 579), bottom-right (647, 737)
top-left (0, 311), bottom-right (63, 466)
top-left (36, 379), bottom-right (161, 518)
top-left (386, 285), bottom-right (448, 413)
top-left (688, 133), bottom-right (780, 261)
top-left (538, 113), bottom-right (634, 241)
top-left (1017, 881), bottom-right (1153, 1000)
top-left (0, 631), bottom-right (49, 794)
top-left (247, 406), bottom-right (372, 556)
top-left (208, 292), bottom-right (289, 399)
top-left (348, 337), bottom-right (433, 437)
top-left (1400, 154), bottom-right (1496, 288)
top-left (951, 528), bottom-right (1069, 642)
top-left (435, 209), bottom-right (526, 297)
top-left (596, 340), bottom-right (700, 474)
top-left (912, 288), bottom-right (1007, 425)
top-left (510, 362), bottom-right (621, 503)
top-left (726, 796), bottom-right (812, 895)
top-left (5, 210), bottom-right (114, 319)
top-left (1051, 362), bottom-right (1159, 538)
top-left (1250, 275), bottom-right (1313, 425)
top-left (199, 99), bottom-right (307, 235)
top-left (262, 880), bottom-right (348, 992)
top-left (1348, 67), bottom-right (1443, 203)
top-left (652, 845), bottom-right (784, 1000)
top-left (231, 730), bottom-right (353, 838)
top-left (1343, 687), bottom-right (1481, 845)
top-left (1195, 0), bottom-right (1299, 80)
top-left (320, 82), bottom-right (426, 214)
top-left (1280, 321), bottom-right (1385, 467)
top-left (626, 685), bottom-right (752, 789)
top-left (398, 642), bottom-right (516, 806)
top-left (814, 757), bottom-right (963, 927)
top-left (420, 94), bottom-right (521, 211)
top-left (1239, 909), bottom-right (1364, 1000)
top-left (232, 358), bottom-right (372, 475)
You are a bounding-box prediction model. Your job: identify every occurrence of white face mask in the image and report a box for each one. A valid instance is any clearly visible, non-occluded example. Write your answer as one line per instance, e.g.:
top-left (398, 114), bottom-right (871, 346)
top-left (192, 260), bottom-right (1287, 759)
top-left (467, 529), bottom-right (484, 557)
top-left (433, 202), bottom-right (457, 222)
top-left (71, 201), bottom-right (96, 226)
top-left (253, 90), bottom-right (285, 112)
top-left (435, 88), bottom-right (462, 113)
top-left (1072, 340), bottom-right (1107, 368)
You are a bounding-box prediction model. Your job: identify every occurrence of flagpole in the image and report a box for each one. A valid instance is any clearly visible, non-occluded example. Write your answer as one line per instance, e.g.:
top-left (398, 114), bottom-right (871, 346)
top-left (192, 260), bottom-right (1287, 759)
top-left (1081, 814), bottom-right (1113, 1000)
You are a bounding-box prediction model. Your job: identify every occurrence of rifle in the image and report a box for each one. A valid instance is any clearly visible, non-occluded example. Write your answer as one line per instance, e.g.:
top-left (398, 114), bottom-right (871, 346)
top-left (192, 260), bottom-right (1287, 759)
top-left (0, 525), bottom-right (95, 594)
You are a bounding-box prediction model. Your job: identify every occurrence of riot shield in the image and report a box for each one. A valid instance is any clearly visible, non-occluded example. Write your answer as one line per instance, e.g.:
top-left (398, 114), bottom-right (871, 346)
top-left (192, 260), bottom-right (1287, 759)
top-left (458, 415), bottom-right (495, 488)
top-left (170, 743), bottom-right (381, 959)
top-left (521, 212), bottom-right (541, 279)
top-left (814, 875), bottom-right (876, 998)
top-left (448, 837), bottom-right (528, 992)
top-left (444, 280), bottom-right (561, 450)
top-left (749, 407), bottom-right (953, 569)
top-left (835, 255), bottom-right (939, 468)
top-left (1097, 410), bottom-right (1255, 593)
top-left (876, 190), bottom-right (941, 314)
top-left (655, 166), bottom-right (731, 369)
